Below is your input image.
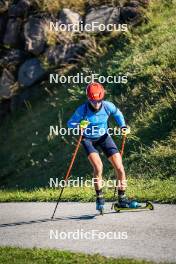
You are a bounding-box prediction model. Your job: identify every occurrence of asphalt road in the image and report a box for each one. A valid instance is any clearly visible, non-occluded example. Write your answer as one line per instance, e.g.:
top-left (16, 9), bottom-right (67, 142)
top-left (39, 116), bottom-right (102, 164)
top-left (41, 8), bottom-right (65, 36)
top-left (0, 202), bottom-right (176, 263)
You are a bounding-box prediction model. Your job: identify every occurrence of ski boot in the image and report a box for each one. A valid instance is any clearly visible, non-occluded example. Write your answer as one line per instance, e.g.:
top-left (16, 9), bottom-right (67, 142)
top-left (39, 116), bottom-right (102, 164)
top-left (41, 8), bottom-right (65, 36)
top-left (96, 195), bottom-right (105, 215)
top-left (112, 194), bottom-right (142, 212)
top-left (118, 195), bottom-right (141, 208)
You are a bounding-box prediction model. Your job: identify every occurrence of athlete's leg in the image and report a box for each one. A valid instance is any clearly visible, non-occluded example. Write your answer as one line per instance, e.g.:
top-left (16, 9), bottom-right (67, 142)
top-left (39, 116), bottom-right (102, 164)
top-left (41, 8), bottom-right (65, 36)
top-left (88, 152), bottom-right (103, 190)
top-left (98, 134), bottom-right (127, 191)
top-left (82, 138), bottom-right (103, 190)
top-left (88, 152), bottom-right (105, 212)
top-left (108, 153), bottom-right (127, 191)
top-left (109, 153), bottom-right (141, 208)
top-left (82, 137), bottom-right (105, 211)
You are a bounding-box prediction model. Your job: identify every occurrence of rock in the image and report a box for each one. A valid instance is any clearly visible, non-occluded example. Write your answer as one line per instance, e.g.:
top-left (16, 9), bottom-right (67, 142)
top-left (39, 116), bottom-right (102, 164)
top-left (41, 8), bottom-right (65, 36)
top-left (18, 58), bottom-right (46, 87)
top-left (59, 8), bottom-right (81, 25)
top-left (44, 45), bottom-right (65, 67)
top-left (120, 6), bottom-right (142, 25)
top-left (50, 8), bottom-right (81, 33)
top-left (0, 49), bottom-right (27, 72)
top-left (0, 82), bottom-right (42, 120)
top-left (3, 18), bottom-right (22, 47)
top-left (85, 6), bottom-right (120, 33)
top-left (0, 0), bottom-right (9, 13)
top-left (24, 17), bottom-right (46, 55)
top-left (44, 41), bottom-right (87, 66)
top-left (8, 0), bottom-right (31, 17)
top-left (121, 0), bottom-right (149, 24)
top-left (64, 42), bottom-right (87, 63)
top-left (0, 68), bottom-right (15, 98)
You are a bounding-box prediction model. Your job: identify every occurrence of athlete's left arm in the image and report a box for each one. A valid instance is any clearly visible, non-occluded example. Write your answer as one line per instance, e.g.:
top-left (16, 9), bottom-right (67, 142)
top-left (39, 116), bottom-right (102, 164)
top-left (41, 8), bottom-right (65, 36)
top-left (105, 101), bottom-right (126, 127)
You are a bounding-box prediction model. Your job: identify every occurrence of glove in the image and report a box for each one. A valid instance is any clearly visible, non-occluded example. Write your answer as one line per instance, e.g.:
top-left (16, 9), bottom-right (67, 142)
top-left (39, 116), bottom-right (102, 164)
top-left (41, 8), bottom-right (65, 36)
top-left (80, 120), bottom-right (90, 129)
top-left (121, 126), bottom-right (131, 136)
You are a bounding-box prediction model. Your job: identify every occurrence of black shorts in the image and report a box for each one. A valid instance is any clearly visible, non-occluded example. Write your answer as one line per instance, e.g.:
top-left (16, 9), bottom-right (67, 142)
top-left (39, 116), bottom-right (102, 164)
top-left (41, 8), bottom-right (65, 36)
top-left (81, 133), bottom-right (118, 158)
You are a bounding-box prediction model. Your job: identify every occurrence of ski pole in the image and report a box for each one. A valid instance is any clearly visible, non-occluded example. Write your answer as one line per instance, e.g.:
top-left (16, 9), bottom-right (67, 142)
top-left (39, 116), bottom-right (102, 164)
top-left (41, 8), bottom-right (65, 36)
top-left (120, 134), bottom-right (127, 157)
top-left (51, 130), bottom-right (83, 219)
top-left (113, 134), bottom-right (127, 198)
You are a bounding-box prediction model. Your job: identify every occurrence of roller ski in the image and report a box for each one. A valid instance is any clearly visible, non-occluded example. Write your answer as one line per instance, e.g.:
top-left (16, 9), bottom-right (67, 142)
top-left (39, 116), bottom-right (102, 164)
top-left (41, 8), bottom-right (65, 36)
top-left (111, 195), bottom-right (154, 212)
top-left (96, 195), bottom-right (105, 215)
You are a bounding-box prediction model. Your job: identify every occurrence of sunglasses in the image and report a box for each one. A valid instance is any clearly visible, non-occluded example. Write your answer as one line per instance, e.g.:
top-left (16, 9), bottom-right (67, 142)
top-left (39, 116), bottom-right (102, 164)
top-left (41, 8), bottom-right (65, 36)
top-left (89, 99), bottom-right (102, 104)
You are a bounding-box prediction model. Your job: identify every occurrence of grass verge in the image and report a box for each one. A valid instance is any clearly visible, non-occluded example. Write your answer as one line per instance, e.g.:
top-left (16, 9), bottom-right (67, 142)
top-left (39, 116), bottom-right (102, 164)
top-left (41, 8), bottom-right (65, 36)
top-left (0, 0), bottom-right (175, 192)
top-left (0, 247), bottom-right (161, 264)
top-left (0, 178), bottom-right (175, 203)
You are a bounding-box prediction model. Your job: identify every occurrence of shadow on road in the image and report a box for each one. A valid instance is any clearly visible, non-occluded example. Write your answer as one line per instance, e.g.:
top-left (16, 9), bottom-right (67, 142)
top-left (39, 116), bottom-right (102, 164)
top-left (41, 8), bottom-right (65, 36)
top-left (0, 214), bottom-right (97, 228)
top-left (0, 209), bottom-right (150, 228)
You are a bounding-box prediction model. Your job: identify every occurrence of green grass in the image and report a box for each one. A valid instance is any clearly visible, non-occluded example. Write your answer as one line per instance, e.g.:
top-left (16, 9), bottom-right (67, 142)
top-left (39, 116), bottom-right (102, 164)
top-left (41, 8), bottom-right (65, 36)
top-left (0, 178), bottom-right (175, 203)
top-left (0, 0), bottom-right (175, 195)
top-left (0, 247), bottom-right (164, 264)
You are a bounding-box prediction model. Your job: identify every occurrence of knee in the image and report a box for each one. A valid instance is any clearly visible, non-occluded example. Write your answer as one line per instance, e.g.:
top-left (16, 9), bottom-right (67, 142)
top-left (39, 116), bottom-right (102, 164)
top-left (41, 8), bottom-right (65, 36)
top-left (93, 162), bottom-right (103, 176)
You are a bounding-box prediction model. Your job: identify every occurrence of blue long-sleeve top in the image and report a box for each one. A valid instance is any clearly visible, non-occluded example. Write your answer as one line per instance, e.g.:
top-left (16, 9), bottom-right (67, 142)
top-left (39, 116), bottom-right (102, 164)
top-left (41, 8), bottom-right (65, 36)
top-left (67, 100), bottom-right (126, 139)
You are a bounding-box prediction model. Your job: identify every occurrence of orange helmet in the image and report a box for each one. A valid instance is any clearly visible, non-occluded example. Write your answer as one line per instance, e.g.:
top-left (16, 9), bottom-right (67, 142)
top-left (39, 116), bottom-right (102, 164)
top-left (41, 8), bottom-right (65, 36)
top-left (86, 82), bottom-right (105, 101)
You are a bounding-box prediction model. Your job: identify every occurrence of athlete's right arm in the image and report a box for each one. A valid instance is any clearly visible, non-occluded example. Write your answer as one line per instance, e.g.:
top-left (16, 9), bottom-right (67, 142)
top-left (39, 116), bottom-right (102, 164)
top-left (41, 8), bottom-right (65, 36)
top-left (67, 105), bottom-right (85, 129)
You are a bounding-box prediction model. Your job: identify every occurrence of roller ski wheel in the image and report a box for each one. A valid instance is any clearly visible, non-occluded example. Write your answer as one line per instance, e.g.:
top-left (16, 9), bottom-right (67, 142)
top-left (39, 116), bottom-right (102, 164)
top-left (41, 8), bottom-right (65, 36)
top-left (112, 200), bottom-right (154, 213)
top-left (146, 201), bottom-right (154, 210)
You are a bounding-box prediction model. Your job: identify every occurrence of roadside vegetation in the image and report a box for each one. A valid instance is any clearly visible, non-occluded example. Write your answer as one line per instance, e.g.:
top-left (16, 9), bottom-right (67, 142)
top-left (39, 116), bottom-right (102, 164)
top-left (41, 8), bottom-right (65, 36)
top-left (0, 178), bottom-right (175, 203)
top-left (0, 247), bottom-right (162, 264)
top-left (0, 0), bottom-right (175, 202)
